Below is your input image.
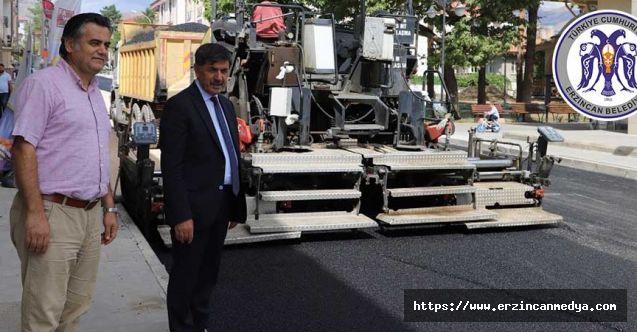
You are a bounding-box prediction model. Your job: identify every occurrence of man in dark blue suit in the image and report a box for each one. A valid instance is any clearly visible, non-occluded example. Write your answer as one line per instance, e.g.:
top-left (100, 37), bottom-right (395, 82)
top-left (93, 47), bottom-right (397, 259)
top-left (160, 43), bottom-right (247, 332)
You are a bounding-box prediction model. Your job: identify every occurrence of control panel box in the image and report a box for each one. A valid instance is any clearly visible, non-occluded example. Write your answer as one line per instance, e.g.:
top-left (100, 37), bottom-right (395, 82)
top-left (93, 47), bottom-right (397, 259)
top-left (363, 17), bottom-right (395, 61)
top-left (132, 122), bottom-right (158, 145)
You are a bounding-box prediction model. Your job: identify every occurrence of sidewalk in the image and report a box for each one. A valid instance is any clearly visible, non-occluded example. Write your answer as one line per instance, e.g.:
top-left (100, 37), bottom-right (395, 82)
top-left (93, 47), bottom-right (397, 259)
top-left (450, 122), bottom-right (637, 180)
top-left (0, 187), bottom-right (168, 332)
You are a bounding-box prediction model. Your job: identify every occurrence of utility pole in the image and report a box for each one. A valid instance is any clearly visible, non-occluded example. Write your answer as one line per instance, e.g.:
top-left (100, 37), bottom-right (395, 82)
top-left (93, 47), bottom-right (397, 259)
top-left (210, 0), bottom-right (217, 25)
top-left (235, 0), bottom-right (245, 29)
top-left (503, 57), bottom-right (507, 107)
top-left (11, 0), bottom-right (18, 50)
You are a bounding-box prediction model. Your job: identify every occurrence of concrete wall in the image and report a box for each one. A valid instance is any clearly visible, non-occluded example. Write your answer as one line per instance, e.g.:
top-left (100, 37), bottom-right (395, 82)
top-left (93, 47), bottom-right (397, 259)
top-left (0, 0), bottom-right (12, 67)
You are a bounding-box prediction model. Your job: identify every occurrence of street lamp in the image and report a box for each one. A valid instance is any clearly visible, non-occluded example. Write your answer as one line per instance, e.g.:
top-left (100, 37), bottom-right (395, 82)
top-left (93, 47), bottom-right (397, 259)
top-left (426, 1), bottom-right (466, 99)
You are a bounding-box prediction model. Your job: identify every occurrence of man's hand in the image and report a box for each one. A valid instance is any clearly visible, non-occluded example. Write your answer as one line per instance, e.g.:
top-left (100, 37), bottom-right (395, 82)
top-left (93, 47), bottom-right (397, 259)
top-left (174, 219), bottom-right (194, 244)
top-left (228, 221), bottom-right (238, 230)
top-left (102, 212), bottom-right (118, 245)
top-left (25, 210), bottom-right (50, 254)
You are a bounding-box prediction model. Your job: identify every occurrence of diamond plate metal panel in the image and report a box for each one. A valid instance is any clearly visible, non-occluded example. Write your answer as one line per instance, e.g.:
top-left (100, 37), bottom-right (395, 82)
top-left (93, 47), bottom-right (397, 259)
top-left (251, 149), bottom-right (362, 166)
top-left (388, 185), bottom-right (476, 198)
top-left (258, 164), bottom-right (363, 174)
top-left (474, 182), bottom-right (536, 207)
top-left (376, 205), bottom-right (497, 225)
top-left (334, 92), bottom-right (382, 101)
top-left (260, 189), bottom-right (361, 201)
top-left (344, 147), bottom-right (386, 158)
top-left (376, 150), bottom-right (468, 164)
top-left (247, 211), bottom-right (378, 233)
top-left (224, 224), bottom-right (301, 245)
top-left (464, 207), bottom-right (563, 229)
top-left (384, 163), bottom-right (475, 171)
top-left (343, 124), bottom-right (385, 131)
top-left (250, 149), bottom-right (364, 174)
top-left (346, 148), bottom-right (474, 171)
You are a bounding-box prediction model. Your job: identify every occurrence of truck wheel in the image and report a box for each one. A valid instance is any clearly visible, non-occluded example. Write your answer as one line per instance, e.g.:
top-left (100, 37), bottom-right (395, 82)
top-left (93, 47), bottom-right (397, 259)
top-left (131, 102), bottom-right (143, 127)
top-left (140, 104), bottom-right (155, 123)
top-left (111, 99), bottom-right (127, 126)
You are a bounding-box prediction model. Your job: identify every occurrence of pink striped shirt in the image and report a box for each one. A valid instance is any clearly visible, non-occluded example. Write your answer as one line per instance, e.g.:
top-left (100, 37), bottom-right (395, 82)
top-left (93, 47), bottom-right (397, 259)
top-left (12, 59), bottom-right (111, 201)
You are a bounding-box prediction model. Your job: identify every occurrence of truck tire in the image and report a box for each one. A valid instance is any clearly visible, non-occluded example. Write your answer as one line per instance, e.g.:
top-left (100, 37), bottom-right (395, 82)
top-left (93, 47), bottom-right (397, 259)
top-left (131, 102), bottom-right (143, 126)
top-left (111, 99), bottom-right (127, 126)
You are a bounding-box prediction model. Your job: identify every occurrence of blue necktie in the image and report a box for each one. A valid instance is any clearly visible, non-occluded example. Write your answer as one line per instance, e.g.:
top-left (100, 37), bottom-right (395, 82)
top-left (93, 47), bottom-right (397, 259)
top-left (212, 95), bottom-right (240, 196)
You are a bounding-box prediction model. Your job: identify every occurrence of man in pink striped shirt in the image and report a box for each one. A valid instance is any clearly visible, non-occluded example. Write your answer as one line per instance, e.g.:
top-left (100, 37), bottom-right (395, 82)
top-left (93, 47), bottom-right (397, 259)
top-left (10, 13), bottom-right (117, 331)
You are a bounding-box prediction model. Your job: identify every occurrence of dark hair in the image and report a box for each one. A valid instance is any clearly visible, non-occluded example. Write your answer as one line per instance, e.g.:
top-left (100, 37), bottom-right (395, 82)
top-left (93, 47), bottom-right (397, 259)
top-left (59, 13), bottom-right (112, 59)
top-left (195, 43), bottom-right (231, 66)
top-left (0, 64), bottom-right (4, 67)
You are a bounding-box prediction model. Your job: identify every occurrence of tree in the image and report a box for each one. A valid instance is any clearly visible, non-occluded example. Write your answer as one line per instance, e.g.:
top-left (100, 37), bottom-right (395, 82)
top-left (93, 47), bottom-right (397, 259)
top-left (197, 0), bottom-right (393, 22)
top-left (421, 0), bottom-right (523, 104)
top-left (441, 17), bottom-right (518, 104)
top-left (194, 0), bottom-right (233, 21)
top-left (517, 1), bottom-right (540, 102)
top-left (136, 7), bottom-right (157, 24)
top-left (27, 4), bottom-right (43, 53)
top-left (100, 5), bottom-right (122, 47)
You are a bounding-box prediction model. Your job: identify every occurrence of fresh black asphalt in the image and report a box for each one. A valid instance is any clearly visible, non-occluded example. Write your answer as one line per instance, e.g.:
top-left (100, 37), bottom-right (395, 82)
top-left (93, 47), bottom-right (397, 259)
top-left (152, 166), bottom-right (636, 331)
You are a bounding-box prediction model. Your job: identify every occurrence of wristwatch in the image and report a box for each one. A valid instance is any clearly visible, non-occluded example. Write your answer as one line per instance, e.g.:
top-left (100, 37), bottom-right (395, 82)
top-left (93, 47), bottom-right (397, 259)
top-left (103, 207), bottom-right (119, 215)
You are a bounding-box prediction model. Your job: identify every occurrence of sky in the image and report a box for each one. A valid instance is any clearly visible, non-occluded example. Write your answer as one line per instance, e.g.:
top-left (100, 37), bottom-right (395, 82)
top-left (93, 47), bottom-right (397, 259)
top-left (82, 0), bottom-right (150, 14)
top-left (538, 1), bottom-right (581, 32)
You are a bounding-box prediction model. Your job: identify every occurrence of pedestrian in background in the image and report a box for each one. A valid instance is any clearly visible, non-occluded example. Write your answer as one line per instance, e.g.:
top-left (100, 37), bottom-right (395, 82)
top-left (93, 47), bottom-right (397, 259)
top-left (10, 13), bottom-right (118, 331)
top-left (0, 63), bottom-right (13, 119)
top-left (160, 43), bottom-right (247, 332)
top-left (476, 102), bottom-right (501, 133)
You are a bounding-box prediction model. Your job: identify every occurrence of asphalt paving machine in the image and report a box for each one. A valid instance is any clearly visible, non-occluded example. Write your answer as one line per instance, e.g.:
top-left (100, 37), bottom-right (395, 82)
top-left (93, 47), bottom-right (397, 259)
top-left (117, 0), bottom-right (564, 245)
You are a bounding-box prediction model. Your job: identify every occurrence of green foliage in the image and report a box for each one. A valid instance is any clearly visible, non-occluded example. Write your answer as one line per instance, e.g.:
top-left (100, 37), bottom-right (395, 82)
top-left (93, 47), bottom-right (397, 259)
top-left (135, 7), bottom-right (157, 24)
top-left (299, 0), bottom-right (393, 21)
top-left (409, 75), bottom-right (441, 86)
top-left (27, 4), bottom-right (43, 52)
top-left (426, 1), bottom-right (521, 70)
top-left (410, 75), bottom-right (423, 86)
top-left (197, 0), bottom-right (395, 23)
top-left (194, 0), bottom-right (235, 21)
top-left (411, 73), bottom-right (509, 90)
top-left (28, 4), bottom-right (43, 33)
top-left (100, 5), bottom-right (122, 47)
top-left (100, 5), bottom-right (122, 24)
top-left (456, 73), bottom-right (510, 91)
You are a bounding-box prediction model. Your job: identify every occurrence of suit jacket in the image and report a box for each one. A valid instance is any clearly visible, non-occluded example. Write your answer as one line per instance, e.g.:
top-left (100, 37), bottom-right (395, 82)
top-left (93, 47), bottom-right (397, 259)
top-left (160, 82), bottom-right (247, 227)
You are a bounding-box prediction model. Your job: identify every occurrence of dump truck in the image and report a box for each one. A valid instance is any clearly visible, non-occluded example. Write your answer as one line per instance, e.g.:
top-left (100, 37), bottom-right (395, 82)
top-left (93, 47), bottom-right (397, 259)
top-left (110, 22), bottom-right (209, 127)
top-left (117, 1), bottom-right (564, 245)
top-left (112, 22), bottom-right (208, 234)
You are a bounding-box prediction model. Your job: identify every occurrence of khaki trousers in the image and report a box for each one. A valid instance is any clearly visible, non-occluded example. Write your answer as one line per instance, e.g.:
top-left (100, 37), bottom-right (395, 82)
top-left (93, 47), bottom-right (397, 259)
top-left (10, 193), bottom-right (102, 332)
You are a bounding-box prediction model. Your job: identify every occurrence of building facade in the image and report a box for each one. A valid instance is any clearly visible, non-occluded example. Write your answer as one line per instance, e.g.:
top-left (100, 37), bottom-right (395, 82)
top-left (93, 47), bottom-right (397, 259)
top-left (151, 0), bottom-right (207, 26)
top-left (0, 0), bottom-right (17, 68)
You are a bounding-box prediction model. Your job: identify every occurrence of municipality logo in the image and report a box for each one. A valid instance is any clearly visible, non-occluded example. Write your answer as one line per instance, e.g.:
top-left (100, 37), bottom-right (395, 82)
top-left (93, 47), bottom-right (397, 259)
top-left (554, 10), bottom-right (637, 121)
